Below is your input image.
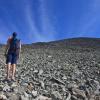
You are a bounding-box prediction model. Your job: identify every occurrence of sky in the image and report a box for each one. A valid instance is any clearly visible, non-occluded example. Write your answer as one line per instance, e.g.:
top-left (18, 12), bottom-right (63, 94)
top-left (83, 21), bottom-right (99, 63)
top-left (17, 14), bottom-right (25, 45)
top-left (0, 0), bottom-right (100, 44)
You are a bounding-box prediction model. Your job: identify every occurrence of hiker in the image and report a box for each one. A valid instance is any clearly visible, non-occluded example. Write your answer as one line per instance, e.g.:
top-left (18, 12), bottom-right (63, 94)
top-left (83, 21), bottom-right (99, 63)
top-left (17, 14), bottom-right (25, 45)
top-left (5, 32), bottom-right (21, 81)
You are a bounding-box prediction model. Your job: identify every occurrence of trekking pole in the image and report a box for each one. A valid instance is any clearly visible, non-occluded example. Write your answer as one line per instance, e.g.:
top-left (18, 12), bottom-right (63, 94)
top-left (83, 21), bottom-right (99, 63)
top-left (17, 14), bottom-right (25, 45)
top-left (17, 53), bottom-right (23, 65)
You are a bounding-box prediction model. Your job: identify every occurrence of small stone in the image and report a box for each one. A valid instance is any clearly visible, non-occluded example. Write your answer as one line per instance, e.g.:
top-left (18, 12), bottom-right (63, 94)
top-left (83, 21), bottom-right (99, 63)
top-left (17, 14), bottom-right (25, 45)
top-left (68, 83), bottom-right (78, 89)
top-left (95, 96), bottom-right (100, 100)
top-left (94, 89), bottom-right (100, 95)
top-left (38, 69), bottom-right (43, 75)
top-left (24, 92), bottom-right (29, 98)
top-left (48, 55), bottom-right (52, 58)
top-left (33, 70), bottom-right (38, 73)
top-left (17, 86), bottom-right (25, 94)
top-left (27, 82), bottom-right (33, 91)
top-left (0, 85), bottom-right (3, 91)
top-left (66, 92), bottom-right (71, 100)
top-left (32, 90), bottom-right (38, 97)
top-left (71, 95), bottom-right (77, 100)
top-left (20, 95), bottom-right (29, 100)
top-left (11, 82), bottom-right (18, 87)
top-left (13, 87), bottom-right (19, 93)
top-left (72, 88), bottom-right (87, 99)
top-left (0, 94), bottom-right (7, 100)
top-left (36, 95), bottom-right (52, 100)
top-left (40, 81), bottom-right (45, 89)
top-left (3, 85), bottom-right (11, 92)
top-left (58, 65), bottom-right (61, 69)
top-left (62, 75), bottom-right (67, 80)
top-left (51, 91), bottom-right (62, 100)
top-left (89, 95), bottom-right (95, 100)
top-left (21, 82), bottom-right (28, 86)
top-left (8, 94), bottom-right (20, 100)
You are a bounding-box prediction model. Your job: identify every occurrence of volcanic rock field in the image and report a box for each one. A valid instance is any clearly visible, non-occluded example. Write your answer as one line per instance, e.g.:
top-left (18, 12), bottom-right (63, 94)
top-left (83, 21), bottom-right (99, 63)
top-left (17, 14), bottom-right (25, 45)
top-left (0, 37), bottom-right (100, 100)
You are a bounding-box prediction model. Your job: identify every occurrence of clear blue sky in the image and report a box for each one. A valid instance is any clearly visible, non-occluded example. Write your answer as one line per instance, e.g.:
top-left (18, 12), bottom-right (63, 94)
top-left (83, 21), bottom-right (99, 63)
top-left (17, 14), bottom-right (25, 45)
top-left (0, 0), bottom-right (100, 44)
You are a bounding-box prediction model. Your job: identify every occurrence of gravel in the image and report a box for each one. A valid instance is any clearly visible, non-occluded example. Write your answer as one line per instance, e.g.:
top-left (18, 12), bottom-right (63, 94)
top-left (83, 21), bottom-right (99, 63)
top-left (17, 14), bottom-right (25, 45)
top-left (0, 38), bottom-right (100, 100)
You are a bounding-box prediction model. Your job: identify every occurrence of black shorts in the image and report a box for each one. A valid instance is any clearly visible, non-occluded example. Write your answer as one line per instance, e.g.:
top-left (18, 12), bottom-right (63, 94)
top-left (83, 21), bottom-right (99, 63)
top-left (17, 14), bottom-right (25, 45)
top-left (6, 53), bottom-right (18, 64)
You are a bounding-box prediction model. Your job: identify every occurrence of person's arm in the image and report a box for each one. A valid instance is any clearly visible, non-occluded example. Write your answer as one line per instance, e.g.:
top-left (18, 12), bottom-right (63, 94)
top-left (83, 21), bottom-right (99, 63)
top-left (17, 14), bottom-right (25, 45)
top-left (5, 39), bottom-right (9, 56)
top-left (18, 40), bottom-right (21, 59)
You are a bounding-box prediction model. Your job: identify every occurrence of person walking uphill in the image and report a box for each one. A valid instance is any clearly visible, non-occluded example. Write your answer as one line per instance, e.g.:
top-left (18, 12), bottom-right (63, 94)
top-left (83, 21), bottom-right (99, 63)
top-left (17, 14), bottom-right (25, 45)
top-left (5, 32), bottom-right (21, 81)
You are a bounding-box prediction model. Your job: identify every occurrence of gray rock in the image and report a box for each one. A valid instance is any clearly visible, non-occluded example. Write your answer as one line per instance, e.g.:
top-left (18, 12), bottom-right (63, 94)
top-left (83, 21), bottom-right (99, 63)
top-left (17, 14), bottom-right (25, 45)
top-left (36, 95), bottom-right (52, 100)
top-left (11, 82), bottom-right (18, 88)
top-left (0, 94), bottom-right (7, 100)
top-left (3, 85), bottom-right (11, 92)
top-left (40, 81), bottom-right (45, 89)
top-left (20, 95), bottom-right (29, 100)
top-left (33, 70), bottom-right (38, 74)
top-left (24, 92), bottom-right (29, 98)
top-left (72, 88), bottom-right (87, 99)
top-left (66, 92), bottom-right (71, 100)
top-left (38, 69), bottom-right (43, 75)
top-left (71, 95), bottom-right (77, 100)
top-left (51, 91), bottom-right (62, 100)
top-left (0, 85), bottom-right (3, 91)
top-left (32, 90), bottom-right (38, 97)
top-left (8, 93), bottom-right (20, 100)
top-left (62, 75), bottom-right (67, 80)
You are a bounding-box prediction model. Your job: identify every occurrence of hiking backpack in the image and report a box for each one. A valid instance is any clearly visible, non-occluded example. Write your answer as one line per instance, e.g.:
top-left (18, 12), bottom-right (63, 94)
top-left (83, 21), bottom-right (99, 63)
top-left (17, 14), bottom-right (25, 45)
top-left (8, 38), bottom-right (20, 55)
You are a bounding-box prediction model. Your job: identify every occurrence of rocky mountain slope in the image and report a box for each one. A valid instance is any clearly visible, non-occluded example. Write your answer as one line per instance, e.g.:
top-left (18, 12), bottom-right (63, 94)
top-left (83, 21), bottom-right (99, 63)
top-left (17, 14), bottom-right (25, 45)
top-left (0, 37), bottom-right (100, 100)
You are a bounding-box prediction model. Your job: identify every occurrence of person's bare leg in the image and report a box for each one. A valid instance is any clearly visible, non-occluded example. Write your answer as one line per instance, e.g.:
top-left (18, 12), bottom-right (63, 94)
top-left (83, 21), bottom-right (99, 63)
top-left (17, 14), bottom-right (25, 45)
top-left (11, 64), bottom-right (16, 80)
top-left (7, 63), bottom-right (11, 80)
top-left (10, 64), bottom-right (13, 78)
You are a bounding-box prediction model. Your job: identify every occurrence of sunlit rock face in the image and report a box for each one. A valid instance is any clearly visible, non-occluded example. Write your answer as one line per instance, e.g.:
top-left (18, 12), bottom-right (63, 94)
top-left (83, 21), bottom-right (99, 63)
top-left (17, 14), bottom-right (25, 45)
top-left (0, 38), bottom-right (100, 100)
